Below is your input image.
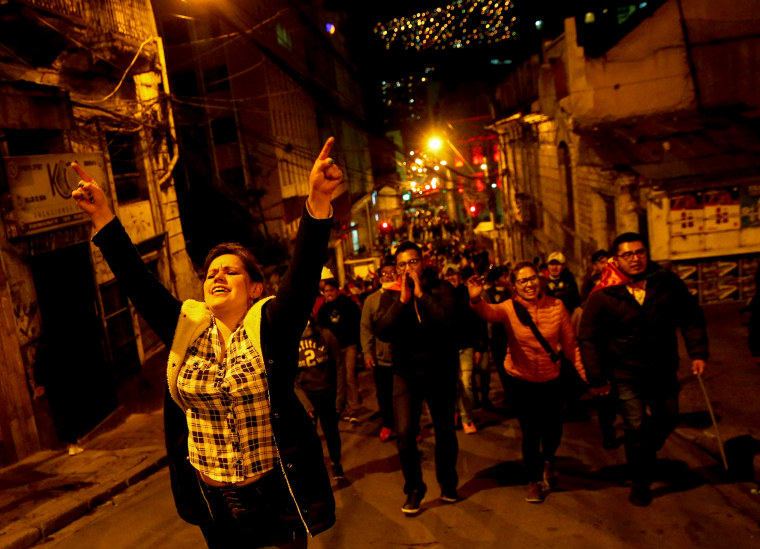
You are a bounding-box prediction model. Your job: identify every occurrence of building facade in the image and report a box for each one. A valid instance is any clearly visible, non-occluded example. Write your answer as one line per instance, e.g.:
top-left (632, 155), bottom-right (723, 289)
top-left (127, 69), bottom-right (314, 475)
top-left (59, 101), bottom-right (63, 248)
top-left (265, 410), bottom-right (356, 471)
top-left (0, 0), bottom-right (197, 464)
top-left (153, 0), bottom-right (376, 281)
top-left (490, 0), bottom-right (760, 303)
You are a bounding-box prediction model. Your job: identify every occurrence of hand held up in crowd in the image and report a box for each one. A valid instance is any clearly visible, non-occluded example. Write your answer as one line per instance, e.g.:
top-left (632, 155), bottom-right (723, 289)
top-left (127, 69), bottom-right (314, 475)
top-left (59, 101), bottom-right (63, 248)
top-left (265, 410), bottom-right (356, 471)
top-left (408, 270), bottom-right (423, 299)
top-left (400, 273), bottom-right (412, 303)
top-left (466, 275), bottom-right (483, 303)
top-left (308, 137), bottom-right (342, 218)
top-left (70, 162), bottom-right (115, 232)
top-left (74, 138), bottom-right (340, 227)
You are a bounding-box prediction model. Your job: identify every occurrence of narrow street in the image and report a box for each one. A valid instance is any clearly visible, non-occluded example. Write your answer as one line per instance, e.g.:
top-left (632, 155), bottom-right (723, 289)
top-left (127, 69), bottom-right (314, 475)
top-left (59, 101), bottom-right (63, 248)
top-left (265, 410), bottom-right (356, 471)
top-left (34, 380), bottom-right (760, 548)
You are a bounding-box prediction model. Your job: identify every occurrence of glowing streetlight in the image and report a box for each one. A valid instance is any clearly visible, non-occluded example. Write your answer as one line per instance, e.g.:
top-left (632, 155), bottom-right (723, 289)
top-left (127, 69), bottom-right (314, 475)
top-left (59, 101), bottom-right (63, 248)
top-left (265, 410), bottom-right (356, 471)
top-left (480, 163), bottom-right (488, 171)
top-left (428, 136), bottom-right (443, 151)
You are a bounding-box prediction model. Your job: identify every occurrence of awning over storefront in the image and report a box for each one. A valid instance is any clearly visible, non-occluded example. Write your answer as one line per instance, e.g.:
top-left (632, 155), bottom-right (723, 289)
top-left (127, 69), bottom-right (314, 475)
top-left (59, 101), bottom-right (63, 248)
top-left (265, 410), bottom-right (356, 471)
top-left (576, 109), bottom-right (760, 189)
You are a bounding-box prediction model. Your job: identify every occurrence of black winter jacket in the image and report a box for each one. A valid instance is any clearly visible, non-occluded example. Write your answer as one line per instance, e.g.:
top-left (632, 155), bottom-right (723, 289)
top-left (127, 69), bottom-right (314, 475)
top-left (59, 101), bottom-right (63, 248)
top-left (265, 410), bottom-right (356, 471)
top-left (545, 268), bottom-right (581, 313)
top-left (578, 263), bottom-right (708, 386)
top-left (317, 293), bottom-right (361, 348)
top-left (93, 207), bottom-right (335, 535)
top-left (374, 276), bottom-right (458, 377)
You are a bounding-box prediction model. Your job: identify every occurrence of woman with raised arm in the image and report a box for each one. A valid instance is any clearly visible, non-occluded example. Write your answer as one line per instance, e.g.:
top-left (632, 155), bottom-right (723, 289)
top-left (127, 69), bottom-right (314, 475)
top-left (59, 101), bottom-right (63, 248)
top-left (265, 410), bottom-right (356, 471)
top-left (467, 261), bottom-right (590, 505)
top-left (72, 139), bottom-right (342, 549)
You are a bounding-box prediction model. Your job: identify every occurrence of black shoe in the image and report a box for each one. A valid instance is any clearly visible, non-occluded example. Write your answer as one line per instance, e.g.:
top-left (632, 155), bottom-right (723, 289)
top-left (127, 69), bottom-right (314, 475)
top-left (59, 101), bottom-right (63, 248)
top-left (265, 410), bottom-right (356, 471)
top-left (629, 484), bottom-right (652, 506)
top-left (440, 488), bottom-right (459, 503)
top-left (401, 490), bottom-right (425, 515)
top-left (331, 463), bottom-right (344, 480)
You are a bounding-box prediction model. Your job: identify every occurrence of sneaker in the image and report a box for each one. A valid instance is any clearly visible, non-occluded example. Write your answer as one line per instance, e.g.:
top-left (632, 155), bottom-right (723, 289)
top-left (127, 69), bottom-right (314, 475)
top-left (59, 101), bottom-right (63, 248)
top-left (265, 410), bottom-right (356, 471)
top-left (440, 489), bottom-right (459, 503)
top-left (379, 427), bottom-right (392, 442)
top-left (401, 489), bottom-right (425, 515)
top-left (542, 461), bottom-right (558, 489)
top-left (68, 444), bottom-right (84, 456)
top-left (331, 463), bottom-right (345, 480)
top-left (525, 482), bottom-right (544, 503)
top-left (462, 421), bottom-right (477, 435)
top-left (629, 483), bottom-right (652, 507)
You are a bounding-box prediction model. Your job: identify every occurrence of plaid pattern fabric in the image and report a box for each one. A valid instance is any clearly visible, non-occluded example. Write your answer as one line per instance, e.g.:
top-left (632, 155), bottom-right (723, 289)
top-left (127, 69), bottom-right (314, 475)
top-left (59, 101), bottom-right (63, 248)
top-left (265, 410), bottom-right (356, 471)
top-left (177, 320), bottom-right (278, 483)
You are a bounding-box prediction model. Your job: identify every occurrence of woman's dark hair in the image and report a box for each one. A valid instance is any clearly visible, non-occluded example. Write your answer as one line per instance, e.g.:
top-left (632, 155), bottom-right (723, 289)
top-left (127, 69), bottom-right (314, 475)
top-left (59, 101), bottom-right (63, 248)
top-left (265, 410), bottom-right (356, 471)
top-left (509, 261), bottom-right (538, 285)
top-left (202, 243), bottom-right (264, 283)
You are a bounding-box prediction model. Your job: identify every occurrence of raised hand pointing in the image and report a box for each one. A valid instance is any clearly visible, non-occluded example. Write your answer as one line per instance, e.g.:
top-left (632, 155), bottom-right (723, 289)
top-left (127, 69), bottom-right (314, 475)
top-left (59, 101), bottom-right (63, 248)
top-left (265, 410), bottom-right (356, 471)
top-left (70, 162), bottom-right (114, 232)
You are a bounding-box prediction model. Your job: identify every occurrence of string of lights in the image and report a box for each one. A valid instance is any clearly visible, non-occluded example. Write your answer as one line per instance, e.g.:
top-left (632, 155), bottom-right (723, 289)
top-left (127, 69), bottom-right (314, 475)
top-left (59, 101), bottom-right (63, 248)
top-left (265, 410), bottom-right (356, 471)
top-left (374, 0), bottom-right (517, 51)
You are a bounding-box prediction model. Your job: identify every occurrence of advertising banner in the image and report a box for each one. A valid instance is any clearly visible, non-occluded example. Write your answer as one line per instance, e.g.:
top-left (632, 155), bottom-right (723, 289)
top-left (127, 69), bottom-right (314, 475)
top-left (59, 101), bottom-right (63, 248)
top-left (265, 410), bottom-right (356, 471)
top-left (3, 153), bottom-right (108, 238)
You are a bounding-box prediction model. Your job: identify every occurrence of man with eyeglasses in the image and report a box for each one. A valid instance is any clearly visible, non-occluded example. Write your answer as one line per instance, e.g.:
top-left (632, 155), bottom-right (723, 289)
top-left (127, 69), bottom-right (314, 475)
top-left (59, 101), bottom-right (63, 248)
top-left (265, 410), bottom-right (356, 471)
top-left (374, 242), bottom-right (459, 516)
top-left (360, 262), bottom-right (398, 442)
top-left (579, 232), bottom-right (708, 507)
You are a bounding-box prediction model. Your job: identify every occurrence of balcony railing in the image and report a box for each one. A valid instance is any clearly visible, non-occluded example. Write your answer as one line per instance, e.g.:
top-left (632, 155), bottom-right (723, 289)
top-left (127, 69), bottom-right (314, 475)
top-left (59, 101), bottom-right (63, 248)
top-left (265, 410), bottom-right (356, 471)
top-left (20, 0), bottom-right (155, 40)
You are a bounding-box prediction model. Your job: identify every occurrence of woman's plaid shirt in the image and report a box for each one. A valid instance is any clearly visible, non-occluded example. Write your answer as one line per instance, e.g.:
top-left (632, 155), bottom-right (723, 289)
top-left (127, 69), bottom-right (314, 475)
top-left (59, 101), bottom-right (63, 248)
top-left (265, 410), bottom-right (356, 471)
top-left (177, 319), bottom-right (277, 483)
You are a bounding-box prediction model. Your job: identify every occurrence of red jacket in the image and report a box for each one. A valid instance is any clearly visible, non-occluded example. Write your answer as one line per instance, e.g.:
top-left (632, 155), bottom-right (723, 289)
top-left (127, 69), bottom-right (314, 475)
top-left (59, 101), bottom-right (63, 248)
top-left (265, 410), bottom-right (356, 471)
top-left (472, 294), bottom-right (586, 383)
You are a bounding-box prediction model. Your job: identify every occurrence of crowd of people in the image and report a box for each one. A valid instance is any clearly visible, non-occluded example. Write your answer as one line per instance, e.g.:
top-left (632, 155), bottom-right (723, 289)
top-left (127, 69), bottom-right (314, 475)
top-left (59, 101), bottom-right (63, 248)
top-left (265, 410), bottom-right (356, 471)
top-left (67, 138), bottom-right (713, 547)
top-left (305, 232), bottom-right (708, 514)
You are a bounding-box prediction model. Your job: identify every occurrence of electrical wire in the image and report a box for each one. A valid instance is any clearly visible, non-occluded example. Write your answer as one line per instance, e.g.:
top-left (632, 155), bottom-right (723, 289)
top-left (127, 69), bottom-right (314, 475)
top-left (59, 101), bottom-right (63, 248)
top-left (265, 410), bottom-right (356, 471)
top-left (78, 36), bottom-right (156, 103)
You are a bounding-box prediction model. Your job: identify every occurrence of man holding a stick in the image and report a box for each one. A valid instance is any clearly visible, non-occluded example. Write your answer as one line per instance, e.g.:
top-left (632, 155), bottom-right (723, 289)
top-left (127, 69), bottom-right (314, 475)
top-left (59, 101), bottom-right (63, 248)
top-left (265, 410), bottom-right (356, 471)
top-left (579, 232), bottom-right (708, 507)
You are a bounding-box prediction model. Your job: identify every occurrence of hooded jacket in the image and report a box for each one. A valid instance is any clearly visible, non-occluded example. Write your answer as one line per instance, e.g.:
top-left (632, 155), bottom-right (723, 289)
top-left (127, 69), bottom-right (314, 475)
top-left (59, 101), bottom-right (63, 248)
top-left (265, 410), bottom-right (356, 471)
top-left (93, 207), bottom-right (335, 535)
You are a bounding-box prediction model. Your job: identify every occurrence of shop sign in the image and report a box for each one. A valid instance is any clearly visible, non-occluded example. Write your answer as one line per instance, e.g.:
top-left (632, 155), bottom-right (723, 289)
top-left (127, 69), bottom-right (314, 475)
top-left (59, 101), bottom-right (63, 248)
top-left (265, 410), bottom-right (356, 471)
top-left (2, 153), bottom-right (108, 239)
top-left (740, 183), bottom-right (760, 229)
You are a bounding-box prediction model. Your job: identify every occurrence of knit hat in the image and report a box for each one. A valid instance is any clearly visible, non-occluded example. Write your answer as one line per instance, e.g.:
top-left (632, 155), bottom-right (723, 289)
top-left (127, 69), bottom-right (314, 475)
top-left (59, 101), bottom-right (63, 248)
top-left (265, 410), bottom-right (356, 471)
top-left (547, 251), bottom-right (566, 265)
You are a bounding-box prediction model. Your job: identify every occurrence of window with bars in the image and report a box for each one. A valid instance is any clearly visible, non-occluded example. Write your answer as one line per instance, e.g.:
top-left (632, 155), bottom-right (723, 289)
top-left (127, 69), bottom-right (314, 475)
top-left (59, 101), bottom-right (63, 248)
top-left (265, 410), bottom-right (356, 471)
top-left (106, 131), bottom-right (149, 203)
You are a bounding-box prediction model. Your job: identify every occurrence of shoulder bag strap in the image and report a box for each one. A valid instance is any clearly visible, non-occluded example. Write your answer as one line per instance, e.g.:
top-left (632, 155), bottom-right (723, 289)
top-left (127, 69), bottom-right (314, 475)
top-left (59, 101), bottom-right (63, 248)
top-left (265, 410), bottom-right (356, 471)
top-left (511, 299), bottom-right (560, 363)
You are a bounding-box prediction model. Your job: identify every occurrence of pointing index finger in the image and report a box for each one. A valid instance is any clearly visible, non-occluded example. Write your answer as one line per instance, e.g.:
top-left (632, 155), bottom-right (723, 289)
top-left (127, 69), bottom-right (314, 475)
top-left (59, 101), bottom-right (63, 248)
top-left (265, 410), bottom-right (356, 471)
top-left (317, 137), bottom-right (335, 161)
top-left (70, 162), bottom-right (93, 183)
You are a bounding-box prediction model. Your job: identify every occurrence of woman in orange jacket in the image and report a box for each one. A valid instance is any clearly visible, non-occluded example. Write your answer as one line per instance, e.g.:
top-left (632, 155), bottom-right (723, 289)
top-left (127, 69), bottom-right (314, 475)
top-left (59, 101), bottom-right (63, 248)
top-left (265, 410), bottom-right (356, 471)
top-left (467, 261), bottom-right (587, 504)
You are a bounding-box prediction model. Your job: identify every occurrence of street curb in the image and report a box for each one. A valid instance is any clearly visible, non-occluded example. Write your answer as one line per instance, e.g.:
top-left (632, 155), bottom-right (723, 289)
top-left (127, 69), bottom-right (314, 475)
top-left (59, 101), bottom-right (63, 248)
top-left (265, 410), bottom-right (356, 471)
top-left (0, 452), bottom-right (168, 549)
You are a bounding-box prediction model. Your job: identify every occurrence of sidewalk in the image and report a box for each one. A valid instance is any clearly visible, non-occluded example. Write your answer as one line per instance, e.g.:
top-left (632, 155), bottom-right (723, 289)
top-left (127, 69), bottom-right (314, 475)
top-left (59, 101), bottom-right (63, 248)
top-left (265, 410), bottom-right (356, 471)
top-left (0, 303), bottom-right (758, 549)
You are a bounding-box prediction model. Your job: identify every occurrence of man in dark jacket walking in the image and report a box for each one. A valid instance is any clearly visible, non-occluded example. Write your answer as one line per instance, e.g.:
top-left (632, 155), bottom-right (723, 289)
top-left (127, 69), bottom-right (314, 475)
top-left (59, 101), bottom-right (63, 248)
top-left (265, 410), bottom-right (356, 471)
top-left (544, 251), bottom-right (581, 314)
top-left (375, 242), bottom-right (459, 515)
top-left (579, 232), bottom-right (708, 507)
top-left (318, 279), bottom-right (362, 422)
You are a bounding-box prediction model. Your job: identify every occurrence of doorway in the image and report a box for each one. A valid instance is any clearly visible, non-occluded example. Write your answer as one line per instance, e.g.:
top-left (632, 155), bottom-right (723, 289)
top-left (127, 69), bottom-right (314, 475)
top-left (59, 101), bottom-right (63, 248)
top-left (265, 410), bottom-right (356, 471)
top-left (30, 242), bottom-right (117, 442)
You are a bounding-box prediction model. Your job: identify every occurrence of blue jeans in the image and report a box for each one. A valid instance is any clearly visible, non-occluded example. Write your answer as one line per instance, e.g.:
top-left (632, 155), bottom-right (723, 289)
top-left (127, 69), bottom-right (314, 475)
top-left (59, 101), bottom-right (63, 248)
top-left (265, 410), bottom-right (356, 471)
top-left (199, 470), bottom-right (307, 548)
top-left (373, 364), bottom-right (395, 429)
top-left (393, 368), bottom-right (459, 495)
top-left (335, 344), bottom-right (360, 415)
top-left (304, 389), bottom-right (341, 465)
top-left (616, 375), bottom-right (680, 486)
top-left (456, 348), bottom-right (475, 423)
